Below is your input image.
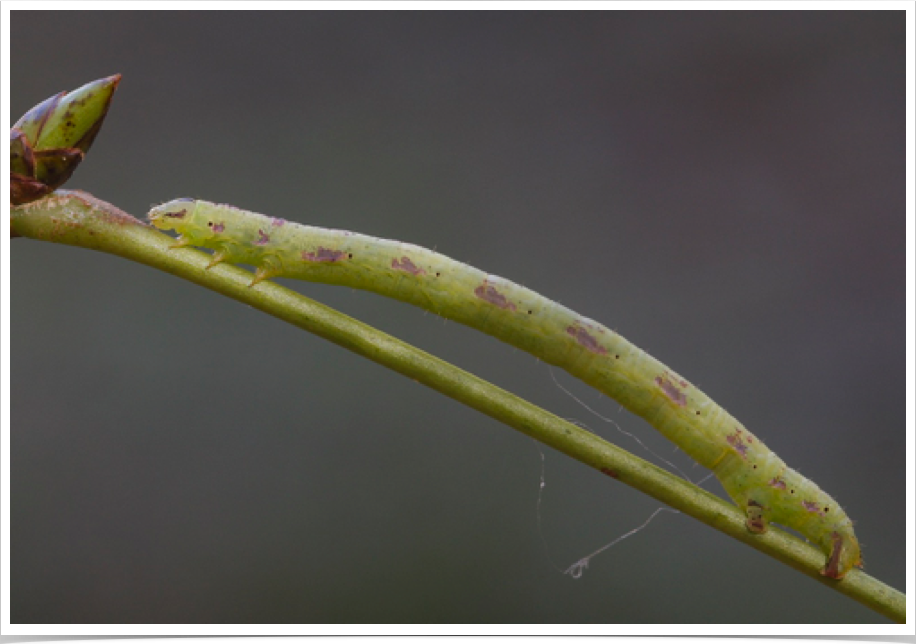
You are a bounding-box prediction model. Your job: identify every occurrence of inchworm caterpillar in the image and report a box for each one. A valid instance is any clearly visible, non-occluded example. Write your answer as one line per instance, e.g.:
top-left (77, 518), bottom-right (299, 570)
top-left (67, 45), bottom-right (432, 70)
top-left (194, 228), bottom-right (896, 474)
top-left (149, 198), bottom-right (862, 579)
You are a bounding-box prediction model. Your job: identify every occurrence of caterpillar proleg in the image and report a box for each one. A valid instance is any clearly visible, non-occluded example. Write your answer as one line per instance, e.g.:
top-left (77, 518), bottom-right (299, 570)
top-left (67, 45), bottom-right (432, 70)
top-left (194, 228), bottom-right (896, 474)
top-left (149, 198), bottom-right (862, 579)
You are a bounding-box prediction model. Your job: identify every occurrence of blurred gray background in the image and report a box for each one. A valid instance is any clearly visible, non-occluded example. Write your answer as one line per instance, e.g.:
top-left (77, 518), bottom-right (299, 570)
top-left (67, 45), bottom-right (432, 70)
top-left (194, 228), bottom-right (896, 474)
top-left (11, 11), bottom-right (904, 623)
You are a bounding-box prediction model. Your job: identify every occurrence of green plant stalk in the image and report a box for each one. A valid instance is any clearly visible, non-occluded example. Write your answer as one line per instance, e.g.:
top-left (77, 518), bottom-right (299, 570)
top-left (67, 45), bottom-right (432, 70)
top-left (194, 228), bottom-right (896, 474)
top-left (11, 190), bottom-right (905, 623)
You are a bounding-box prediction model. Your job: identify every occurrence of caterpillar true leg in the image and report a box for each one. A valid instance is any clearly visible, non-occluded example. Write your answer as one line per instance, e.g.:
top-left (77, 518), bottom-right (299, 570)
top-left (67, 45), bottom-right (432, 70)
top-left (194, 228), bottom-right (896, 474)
top-left (206, 251), bottom-right (227, 269)
top-left (169, 234), bottom-right (193, 249)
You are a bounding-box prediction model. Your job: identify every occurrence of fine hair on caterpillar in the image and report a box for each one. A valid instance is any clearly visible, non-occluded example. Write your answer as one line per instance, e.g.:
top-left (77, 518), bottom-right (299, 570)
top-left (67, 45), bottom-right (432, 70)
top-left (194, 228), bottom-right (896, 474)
top-left (149, 197), bottom-right (863, 579)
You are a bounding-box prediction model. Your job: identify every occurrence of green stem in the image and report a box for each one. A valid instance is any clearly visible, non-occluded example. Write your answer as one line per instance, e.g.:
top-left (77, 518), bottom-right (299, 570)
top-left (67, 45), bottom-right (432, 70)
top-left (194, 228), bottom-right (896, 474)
top-left (11, 190), bottom-right (905, 623)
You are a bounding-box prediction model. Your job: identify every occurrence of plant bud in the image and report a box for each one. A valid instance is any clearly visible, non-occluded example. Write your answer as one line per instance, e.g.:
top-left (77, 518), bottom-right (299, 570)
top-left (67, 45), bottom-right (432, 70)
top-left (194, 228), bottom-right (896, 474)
top-left (10, 74), bottom-right (120, 205)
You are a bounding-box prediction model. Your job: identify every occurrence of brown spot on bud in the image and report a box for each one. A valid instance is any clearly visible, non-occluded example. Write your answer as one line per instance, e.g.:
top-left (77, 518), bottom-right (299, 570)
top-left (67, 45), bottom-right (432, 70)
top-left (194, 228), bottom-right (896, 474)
top-left (10, 173), bottom-right (52, 205)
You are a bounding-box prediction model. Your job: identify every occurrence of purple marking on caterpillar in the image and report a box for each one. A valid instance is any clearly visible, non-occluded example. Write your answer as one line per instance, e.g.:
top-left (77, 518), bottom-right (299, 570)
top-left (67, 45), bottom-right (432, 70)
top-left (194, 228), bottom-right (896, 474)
top-left (256, 229), bottom-right (270, 245)
top-left (271, 217), bottom-right (286, 227)
top-left (475, 282), bottom-right (516, 311)
top-left (567, 324), bottom-right (608, 355)
top-left (726, 430), bottom-right (749, 457)
top-left (392, 256), bottom-right (425, 275)
top-left (212, 223), bottom-right (225, 233)
top-left (769, 477), bottom-right (787, 490)
top-left (302, 247), bottom-right (347, 263)
top-left (655, 372), bottom-right (687, 405)
top-left (803, 500), bottom-right (825, 516)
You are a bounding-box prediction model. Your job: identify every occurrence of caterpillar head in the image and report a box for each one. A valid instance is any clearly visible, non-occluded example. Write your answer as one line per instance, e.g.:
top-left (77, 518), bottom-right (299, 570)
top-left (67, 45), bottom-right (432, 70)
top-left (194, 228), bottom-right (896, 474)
top-left (149, 198), bottom-right (199, 235)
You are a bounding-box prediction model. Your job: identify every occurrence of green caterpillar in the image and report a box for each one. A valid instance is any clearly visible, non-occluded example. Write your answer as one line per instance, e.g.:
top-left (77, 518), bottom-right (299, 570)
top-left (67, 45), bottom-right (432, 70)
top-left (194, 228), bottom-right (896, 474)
top-left (149, 198), bottom-right (863, 579)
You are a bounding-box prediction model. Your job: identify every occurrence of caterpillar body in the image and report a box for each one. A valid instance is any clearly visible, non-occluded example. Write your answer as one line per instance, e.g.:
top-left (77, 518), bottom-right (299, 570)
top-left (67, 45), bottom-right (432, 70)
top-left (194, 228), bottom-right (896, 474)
top-left (149, 198), bottom-right (862, 579)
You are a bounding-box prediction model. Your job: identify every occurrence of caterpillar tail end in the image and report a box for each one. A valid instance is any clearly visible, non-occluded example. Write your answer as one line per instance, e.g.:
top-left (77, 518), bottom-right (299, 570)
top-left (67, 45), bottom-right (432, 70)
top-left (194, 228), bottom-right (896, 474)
top-left (744, 502), bottom-right (862, 579)
top-left (820, 532), bottom-right (863, 580)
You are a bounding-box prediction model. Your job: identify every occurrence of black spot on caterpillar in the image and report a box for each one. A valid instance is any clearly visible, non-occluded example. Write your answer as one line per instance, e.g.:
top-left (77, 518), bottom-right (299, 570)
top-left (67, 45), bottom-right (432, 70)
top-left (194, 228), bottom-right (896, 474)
top-left (149, 198), bottom-right (863, 579)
